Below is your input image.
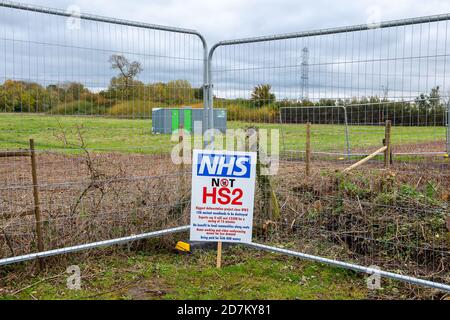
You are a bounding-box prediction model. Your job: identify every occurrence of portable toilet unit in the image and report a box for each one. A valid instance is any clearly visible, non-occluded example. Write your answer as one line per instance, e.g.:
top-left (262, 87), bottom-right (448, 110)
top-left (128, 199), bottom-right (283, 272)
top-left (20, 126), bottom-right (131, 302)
top-left (152, 107), bottom-right (226, 134)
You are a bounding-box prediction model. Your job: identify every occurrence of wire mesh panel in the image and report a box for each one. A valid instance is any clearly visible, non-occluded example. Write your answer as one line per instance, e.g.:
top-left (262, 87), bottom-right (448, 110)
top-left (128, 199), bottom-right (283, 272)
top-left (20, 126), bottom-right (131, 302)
top-left (209, 15), bottom-right (450, 296)
top-left (0, 2), bottom-right (206, 259)
top-left (279, 106), bottom-right (351, 157)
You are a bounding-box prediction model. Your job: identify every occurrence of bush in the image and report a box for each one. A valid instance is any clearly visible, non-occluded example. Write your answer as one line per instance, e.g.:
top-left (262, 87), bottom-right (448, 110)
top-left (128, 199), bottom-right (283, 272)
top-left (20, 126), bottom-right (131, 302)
top-left (226, 104), bottom-right (279, 123)
top-left (108, 100), bottom-right (158, 118)
top-left (0, 80), bottom-right (57, 112)
top-left (51, 100), bottom-right (108, 115)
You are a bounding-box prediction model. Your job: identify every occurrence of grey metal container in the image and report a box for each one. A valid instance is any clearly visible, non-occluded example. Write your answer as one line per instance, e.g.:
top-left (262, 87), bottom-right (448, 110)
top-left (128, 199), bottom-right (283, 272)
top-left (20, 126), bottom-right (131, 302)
top-left (152, 108), bottom-right (172, 134)
top-left (152, 107), bottom-right (227, 134)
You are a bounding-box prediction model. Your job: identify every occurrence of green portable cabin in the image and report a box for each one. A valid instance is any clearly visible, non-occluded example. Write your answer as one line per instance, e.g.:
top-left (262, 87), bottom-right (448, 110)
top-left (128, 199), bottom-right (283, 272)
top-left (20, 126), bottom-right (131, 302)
top-left (152, 107), bottom-right (227, 134)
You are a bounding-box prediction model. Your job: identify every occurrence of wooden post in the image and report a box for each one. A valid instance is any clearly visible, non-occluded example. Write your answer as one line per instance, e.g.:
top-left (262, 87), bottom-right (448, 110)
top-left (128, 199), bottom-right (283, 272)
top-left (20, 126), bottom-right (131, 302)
top-left (254, 128), bottom-right (281, 221)
top-left (179, 124), bottom-right (184, 160)
top-left (29, 139), bottom-right (44, 269)
top-left (216, 241), bottom-right (222, 269)
top-left (305, 122), bottom-right (311, 176)
top-left (384, 120), bottom-right (392, 169)
top-left (178, 125), bottom-right (186, 220)
top-left (179, 124), bottom-right (184, 177)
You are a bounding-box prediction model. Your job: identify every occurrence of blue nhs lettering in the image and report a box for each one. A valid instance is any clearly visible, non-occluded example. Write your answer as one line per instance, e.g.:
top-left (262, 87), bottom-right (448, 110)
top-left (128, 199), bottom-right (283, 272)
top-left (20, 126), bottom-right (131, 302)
top-left (197, 153), bottom-right (251, 178)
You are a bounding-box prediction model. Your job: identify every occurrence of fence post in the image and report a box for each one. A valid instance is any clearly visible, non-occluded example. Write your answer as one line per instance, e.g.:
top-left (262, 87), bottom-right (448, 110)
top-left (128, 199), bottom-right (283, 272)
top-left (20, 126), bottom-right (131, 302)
top-left (342, 106), bottom-right (351, 159)
top-left (29, 139), bottom-right (44, 269)
top-left (178, 125), bottom-right (187, 222)
top-left (179, 124), bottom-right (184, 169)
top-left (306, 122), bottom-right (311, 176)
top-left (384, 121), bottom-right (392, 169)
top-left (216, 241), bottom-right (222, 269)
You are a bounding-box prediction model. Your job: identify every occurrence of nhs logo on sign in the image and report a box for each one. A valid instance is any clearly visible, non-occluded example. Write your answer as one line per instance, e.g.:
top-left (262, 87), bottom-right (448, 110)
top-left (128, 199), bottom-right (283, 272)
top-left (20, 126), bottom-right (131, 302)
top-left (197, 153), bottom-right (251, 178)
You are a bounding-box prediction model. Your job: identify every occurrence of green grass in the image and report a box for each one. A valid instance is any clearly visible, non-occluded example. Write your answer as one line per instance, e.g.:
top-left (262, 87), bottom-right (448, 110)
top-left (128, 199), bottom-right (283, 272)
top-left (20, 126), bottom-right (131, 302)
top-left (230, 121), bottom-right (446, 154)
top-left (0, 114), bottom-right (177, 154)
top-left (0, 247), bottom-right (371, 300)
top-left (0, 114), bottom-right (446, 155)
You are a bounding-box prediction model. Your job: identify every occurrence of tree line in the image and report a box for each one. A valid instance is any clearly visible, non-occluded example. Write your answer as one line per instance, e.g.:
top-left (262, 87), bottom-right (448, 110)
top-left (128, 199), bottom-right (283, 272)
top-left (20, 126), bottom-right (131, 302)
top-left (249, 84), bottom-right (448, 126)
top-left (0, 54), bottom-right (447, 126)
top-left (0, 55), bottom-right (202, 113)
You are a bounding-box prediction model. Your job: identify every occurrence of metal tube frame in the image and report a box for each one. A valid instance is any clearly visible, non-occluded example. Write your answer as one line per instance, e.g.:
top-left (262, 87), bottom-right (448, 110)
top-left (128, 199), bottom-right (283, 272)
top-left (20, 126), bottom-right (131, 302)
top-left (209, 13), bottom-right (450, 49)
top-left (246, 242), bottom-right (450, 292)
top-left (0, 225), bottom-right (448, 292)
top-left (0, 226), bottom-right (190, 266)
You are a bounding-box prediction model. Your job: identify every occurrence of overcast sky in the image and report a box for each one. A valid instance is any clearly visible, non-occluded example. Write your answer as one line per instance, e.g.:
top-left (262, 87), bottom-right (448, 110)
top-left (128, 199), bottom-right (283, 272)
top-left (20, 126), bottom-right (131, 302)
top-left (16, 0), bottom-right (450, 44)
top-left (3, 0), bottom-right (450, 101)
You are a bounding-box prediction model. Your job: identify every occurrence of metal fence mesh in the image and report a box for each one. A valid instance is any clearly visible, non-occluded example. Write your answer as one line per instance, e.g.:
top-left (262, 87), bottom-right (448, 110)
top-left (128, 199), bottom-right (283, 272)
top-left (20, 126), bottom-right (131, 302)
top-left (209, 16), bottom-right (450, 294)
top-left (0, 2), bottom-right (204, 259)
top-left (0, 1), bottom-right (449, 297)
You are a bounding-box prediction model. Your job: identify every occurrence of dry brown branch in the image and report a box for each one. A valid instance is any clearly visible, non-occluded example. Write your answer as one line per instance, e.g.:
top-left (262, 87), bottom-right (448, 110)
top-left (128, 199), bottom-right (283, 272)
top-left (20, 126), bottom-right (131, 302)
top-left (12, 273), bottom-right (65, 295)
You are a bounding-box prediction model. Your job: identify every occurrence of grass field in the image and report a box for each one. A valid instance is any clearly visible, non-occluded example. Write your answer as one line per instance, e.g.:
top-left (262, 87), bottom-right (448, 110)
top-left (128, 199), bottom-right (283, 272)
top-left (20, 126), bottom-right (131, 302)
top-left (0, 114), bottom-right (446, 300)
top-left (0, 114), bottom-right (446, 154)
top-left (233, 121), bottom-right (446, 154)
top-left (0, 246), bottom-right (406, 300)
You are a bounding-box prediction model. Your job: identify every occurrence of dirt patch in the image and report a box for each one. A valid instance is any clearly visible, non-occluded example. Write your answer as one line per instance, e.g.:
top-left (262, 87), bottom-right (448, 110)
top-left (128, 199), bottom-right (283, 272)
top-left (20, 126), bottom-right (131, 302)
top-left (349, 141), bottom-right (447, 155)
top-left (392, 141), bottom-right (446, 154)
top-left (125, 278), bottom-right (173, 300)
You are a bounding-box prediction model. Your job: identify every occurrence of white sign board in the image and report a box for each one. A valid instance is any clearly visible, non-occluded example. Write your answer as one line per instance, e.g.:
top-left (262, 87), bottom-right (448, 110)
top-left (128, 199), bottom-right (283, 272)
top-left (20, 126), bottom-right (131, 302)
top-left (190, 150), bottom-right (257, 244)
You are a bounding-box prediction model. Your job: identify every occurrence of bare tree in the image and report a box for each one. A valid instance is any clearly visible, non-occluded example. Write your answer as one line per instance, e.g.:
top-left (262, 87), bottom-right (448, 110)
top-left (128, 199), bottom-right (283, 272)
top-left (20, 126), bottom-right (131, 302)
top-left (109, 54), bottom-right (143, 91)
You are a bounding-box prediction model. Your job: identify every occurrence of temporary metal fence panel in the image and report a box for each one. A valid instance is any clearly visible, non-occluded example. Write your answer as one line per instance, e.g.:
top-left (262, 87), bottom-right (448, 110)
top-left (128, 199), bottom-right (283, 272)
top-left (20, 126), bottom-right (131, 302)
top-left (208, 15), bottom-right (450, 294)
top-left (0, 1), bottom-right (449, 296)
top-left (0, 1), bottom-right (207, 260)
